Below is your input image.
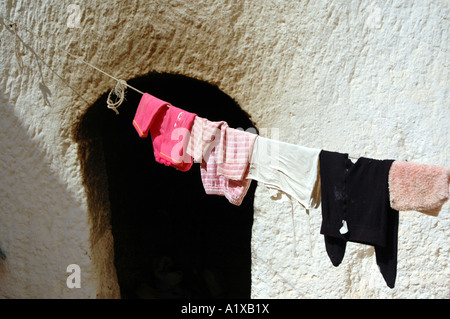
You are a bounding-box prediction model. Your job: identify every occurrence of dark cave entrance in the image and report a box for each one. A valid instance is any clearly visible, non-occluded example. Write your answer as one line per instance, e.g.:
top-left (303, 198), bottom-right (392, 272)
top-left (76, 73), bottom-right (257, 298)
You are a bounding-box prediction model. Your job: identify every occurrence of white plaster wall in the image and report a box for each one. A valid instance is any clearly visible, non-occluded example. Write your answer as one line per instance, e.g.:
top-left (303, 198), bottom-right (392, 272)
top-left (0, 0), bottom-right (448, 298)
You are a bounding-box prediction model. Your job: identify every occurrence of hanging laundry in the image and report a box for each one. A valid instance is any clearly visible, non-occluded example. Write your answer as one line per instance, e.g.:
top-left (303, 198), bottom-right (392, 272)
top-left (319, 150), bottom-right (399, 288)
top-left (247, 136), bottom-right (321, 209)
top-left (388, 161), bottom-right (450, 216)
top-left (186, 116), bottom-right (257, 206)
top-left (132, 93), bottom-right (197, 172)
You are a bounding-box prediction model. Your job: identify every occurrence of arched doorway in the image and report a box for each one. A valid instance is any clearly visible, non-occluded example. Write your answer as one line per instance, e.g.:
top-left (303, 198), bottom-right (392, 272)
top-left (76, 73), bottom-right (257, 298)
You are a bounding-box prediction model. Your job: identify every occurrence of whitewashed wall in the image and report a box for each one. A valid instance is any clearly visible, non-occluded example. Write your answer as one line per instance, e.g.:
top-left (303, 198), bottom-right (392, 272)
top-left (0, 0), bottom-right (448, 298)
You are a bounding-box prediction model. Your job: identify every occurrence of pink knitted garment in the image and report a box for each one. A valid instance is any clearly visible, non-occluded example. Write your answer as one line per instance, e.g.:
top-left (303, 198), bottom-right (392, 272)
top-left (388, 161), bottom-right (450, 216)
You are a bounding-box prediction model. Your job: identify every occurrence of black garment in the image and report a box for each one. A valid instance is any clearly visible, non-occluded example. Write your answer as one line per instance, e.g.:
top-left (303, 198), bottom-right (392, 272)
top-left (319, 150), bottom-right (399, 288)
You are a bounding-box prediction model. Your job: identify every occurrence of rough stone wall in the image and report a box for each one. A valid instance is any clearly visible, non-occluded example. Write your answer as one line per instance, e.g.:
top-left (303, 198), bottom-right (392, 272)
top-left (0, 0), bottom-right (448, 298)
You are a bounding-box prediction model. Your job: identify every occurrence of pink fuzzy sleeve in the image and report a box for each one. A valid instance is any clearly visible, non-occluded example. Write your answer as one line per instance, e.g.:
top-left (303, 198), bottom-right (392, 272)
top-left (388, 161), bottom-right (450, 216)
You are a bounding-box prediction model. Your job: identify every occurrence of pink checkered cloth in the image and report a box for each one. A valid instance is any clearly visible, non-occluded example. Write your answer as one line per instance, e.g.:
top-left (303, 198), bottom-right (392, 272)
top-left (186, 116), bottom-right (257, 206)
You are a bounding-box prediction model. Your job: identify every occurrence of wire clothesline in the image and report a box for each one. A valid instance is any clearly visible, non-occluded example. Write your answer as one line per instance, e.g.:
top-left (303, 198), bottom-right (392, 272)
top-left (2, 15), bottom-right (144, 114)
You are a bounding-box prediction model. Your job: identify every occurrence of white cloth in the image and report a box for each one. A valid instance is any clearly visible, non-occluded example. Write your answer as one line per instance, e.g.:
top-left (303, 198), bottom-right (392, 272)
top-left (247, 136), bottom-right (321, 209)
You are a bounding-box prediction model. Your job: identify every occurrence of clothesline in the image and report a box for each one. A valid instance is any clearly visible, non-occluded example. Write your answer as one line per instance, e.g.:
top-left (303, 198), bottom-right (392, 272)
top-left (3, 15), bottom-right (448, 171)
top-left (2, 15), bottom-right (144, 114)
top-left (5, 15), bottom-right (448, 168)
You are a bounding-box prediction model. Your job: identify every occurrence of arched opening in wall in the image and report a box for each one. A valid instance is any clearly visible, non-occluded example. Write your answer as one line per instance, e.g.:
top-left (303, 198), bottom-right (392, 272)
top-left (75, 73), bottom-right (257, 299)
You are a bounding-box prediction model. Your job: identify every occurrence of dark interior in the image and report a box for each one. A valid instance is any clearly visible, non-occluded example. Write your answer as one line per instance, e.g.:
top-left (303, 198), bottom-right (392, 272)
top-left (76, 72), bottom-right (257, 298)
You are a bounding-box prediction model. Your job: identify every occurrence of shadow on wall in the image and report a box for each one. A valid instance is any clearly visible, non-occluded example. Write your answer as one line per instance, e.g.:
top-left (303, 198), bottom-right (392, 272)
top-left (75, 73), bottom-right (258, 299)
top-left (0, 92), bottom-right (99, 298)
